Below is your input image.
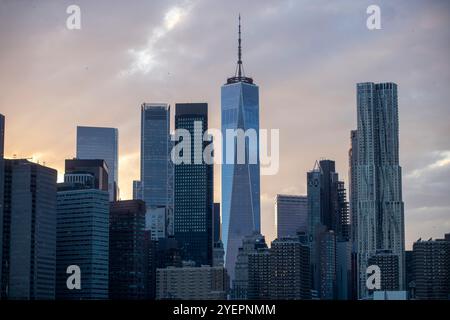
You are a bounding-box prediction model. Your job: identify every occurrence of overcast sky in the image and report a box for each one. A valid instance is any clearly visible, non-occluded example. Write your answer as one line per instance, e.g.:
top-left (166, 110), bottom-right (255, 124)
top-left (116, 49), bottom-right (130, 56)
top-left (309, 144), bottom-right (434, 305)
top-left (0, 0), bottom-right (449, 247)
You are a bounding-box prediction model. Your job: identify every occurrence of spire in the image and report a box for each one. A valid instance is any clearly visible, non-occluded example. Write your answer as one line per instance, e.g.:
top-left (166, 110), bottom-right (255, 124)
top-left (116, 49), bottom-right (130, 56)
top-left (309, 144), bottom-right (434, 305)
top-left (237, 14), bottom-right (243, 78)
top-left (227, 14), bottom-right (253, 84)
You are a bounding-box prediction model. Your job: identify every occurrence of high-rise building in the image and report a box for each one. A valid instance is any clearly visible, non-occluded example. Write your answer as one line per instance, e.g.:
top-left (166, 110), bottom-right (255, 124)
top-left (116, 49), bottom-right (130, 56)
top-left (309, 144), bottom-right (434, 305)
top-left (413, 236), bottom-right (450, 300)
top-left (349, 130), bottom-right (358, 246)
top-left (270, 236), bottom-right (311, 300)
top-left (355, 82), bottom-right (405, 298)
top-left (307, 159), bottom-right (350, 299)
top-left (174, 103), bottom-right (213, 266)
top-left (221, 17), bottom-right (261, 282)
top-left (232, 232), bottom-right (267, 299)
top-left (139, 104), bottom-right (173, 235)
top-left (0, 114), bottom-right (4, 289)
top-left (109, 200), bottom-right (146, 299)
top-left (64, 158), bottom-right (109, 192)
top-left (76, 126), bottom-right (119, 201)
top-left (315, 227), bottom-right (336, 300)
top-left (156, 265), bottom-right (229, 300)
top-left (275, 194), bottom-right (308, 238)
top-left (349, 130), bottom-right (359, 300)
top-left (56, 178), bottom-right (109, 299)
top-left (1, 159), bottom-right (57, 299)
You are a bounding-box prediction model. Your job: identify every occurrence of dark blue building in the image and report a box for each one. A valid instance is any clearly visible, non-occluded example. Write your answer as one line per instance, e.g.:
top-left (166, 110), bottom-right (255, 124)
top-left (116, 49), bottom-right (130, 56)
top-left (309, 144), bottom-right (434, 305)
top-left (109, 200), bottom-right (147, 299)
top-left (56, 169), bottom-right (110, 300)
top-left (1, 159), bottom-right (57, 299)
top-left (174, 103), bottom-right (213, 266)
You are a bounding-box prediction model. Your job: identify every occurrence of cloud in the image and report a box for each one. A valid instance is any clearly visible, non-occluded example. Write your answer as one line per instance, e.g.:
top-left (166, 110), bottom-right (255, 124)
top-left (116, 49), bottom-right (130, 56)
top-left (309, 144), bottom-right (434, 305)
top-left (121, 2), bottom-right (194, 76)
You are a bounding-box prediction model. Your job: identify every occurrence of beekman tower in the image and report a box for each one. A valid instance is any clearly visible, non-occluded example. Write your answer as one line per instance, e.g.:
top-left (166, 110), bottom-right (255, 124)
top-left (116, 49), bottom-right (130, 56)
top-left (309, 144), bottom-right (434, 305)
top-left (221, 16), bottom-right (261, 281)
top-left (355, 82), bottom-right (405, 298)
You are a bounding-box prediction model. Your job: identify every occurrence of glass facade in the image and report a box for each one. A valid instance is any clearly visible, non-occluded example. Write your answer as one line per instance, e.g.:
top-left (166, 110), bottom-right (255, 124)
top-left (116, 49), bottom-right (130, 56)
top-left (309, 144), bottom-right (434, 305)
top-left (56, 187), bottom-right (109, 300)
top-left (76, 126), bottom-right (119, 201)
top-left (140, 104), bottom-right (173, 236)
top-left (174, 103), bottom-right (213, 266)
top-left (221, 81), bottom-right (261, 281)
top-left (2, 160), bottom-right (57, 299)
top-left (140, 104), bottom-right (172, 208)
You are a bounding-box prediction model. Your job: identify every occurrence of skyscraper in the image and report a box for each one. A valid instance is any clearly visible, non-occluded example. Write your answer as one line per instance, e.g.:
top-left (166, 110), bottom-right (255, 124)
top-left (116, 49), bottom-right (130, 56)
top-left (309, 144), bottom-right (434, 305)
top-left (355, 82), bottom-right (405, 298)
top-left (139, 104), bottom-right (173, 214)
top-left (349, 129), bottom-right (358, 299)
top-left (76, 126), bottom-right (119, 201)
top-left (275, 194), bottom-right (308, 238)
top-left (174, 103), bottom-right (213, 266)
top-left (56, 174), bottom-right (110, 300)
top-left (1, 159), bottom-right (57, 299)
top-left (109, 200), bottom-right (146, 299)
top-left (307, 159), bottom-right (350, 299)
top-left (221, 16), bottom-right (261, 281)
top-left (0, 114), bottom-right (4, 289)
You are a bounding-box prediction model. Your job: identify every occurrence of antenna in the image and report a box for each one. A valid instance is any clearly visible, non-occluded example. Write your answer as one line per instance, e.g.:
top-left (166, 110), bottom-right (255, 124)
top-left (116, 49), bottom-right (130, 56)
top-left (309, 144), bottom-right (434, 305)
top-left (237, 14), bottom-right (242, 77)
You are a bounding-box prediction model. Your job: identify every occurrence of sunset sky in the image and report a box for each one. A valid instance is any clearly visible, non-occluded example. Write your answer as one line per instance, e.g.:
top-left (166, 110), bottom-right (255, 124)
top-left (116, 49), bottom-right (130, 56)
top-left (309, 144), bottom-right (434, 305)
top-left (0, 0), bottom-right (449, 247)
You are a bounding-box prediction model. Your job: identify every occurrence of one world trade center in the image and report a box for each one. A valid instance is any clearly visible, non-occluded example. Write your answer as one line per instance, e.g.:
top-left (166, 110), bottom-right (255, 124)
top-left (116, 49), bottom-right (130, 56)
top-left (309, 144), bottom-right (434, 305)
top-left (221, 16), bottom-right (261, 281)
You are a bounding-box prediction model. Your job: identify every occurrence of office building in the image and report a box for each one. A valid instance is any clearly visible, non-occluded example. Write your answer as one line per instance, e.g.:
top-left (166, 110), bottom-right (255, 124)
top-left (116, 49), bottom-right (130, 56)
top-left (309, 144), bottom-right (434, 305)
top-left (139, 104), bottom-right (174, 237)
top-left (275, 194), bottom-right (308, 238)
top-left (156, 265), bottom-right (229, 300)
top-left (222, 17), bottom-right (261, 281)
top-left (355, 82), bottom-right (405, 298)
top-left (0, 114), bottom-right (4, 289)
top-left (1, 159), bottom-right (57, 299)
top-left (307, 159), bottom-right (349, 299)
top-left (174, 103), bottom-right (213, 266)
top-left (109, 200), bottom-right (146, 299)
top-left (349, 130), bottom-right (359, 299)
top-left (413, 236), bottom-right (450, 300)
top-left (56, 177), bottom-right (109, 300)
top-left (76, 126), bottom-right (118, 201)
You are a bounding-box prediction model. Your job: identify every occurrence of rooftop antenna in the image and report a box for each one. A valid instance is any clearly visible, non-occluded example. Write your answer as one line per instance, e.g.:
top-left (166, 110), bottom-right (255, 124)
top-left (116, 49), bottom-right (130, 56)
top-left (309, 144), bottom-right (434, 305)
top-left (235, 14), bottom-right (245, 78)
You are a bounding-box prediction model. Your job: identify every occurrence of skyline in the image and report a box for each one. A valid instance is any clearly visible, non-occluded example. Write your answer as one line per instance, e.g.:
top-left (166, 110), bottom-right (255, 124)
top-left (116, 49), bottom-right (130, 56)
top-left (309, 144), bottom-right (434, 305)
top-left (1, 0), bottom-right (449, 248)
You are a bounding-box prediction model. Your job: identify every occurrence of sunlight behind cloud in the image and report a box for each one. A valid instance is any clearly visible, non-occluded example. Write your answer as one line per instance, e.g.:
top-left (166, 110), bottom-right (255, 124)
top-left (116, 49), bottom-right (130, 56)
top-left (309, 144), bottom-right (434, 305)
top-left (121, 4), bottom-right (192, 76)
